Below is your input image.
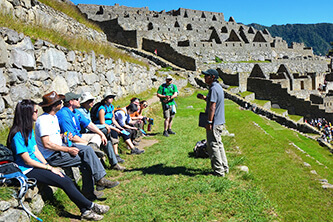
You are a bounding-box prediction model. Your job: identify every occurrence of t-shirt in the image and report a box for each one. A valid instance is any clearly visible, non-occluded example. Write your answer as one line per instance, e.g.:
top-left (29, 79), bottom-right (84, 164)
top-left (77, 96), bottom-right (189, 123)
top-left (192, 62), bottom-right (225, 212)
top-left (205, 81), bottom-right (225, 126)
top-left (12, 131), bottom-right (41, 174)
top-left (114, 107), bottom-right (131, 127)
top-left (157, 83), bottom-right (178, 105)
top-left (76, 107), bottom-right (106, 131)
top-left (35, 113), bottom-right (63, 159)
top-left (56, 107), bottom-right (90, 137)
top-left (95, 104), bottom-right (114, 125)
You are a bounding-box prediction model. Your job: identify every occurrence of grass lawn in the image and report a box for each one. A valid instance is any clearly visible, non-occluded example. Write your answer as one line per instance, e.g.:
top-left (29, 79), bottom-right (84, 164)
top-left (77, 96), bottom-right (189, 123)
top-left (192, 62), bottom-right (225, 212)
top-left (1, 88), bottom-right (332, 221)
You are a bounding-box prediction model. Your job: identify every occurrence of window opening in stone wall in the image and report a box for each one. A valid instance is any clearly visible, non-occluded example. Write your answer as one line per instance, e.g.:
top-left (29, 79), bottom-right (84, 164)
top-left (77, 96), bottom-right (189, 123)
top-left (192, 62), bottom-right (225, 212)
top-left (184, 11), bottom-right (188, 18)
top-left (157, 27), bottom-right (160, 30)
top-left (221, 26), bottom-right (228, 33)
top-left (168, 28), bottom-right (170, 31)
top-left (174, 21), bottom-right (180, 27)
top-left (96, 6), bottom-right (104, 15)
top-left (301, 81), bottom-right (304, 89)
top-left (226, 43), bottom-right (228, 46)
top-left (124, 14), bottom-right (129, 18)
top-left (194, 44), bottom-right (196, 47)
top-left (203, 44), bottom-right (205, 47)
top-left (192, 18), bottom-right (194, 21)
top-left (148, 22), bottom-right (153, 30)
top-left (201, 12), bottom-right (206, 18)
top-left (186, 24), bottom-right (193, 30)
top-left (147, 17), bottom-right (149, 21)
top-left (211, 43), bottom-right (213, 47)
top-left (212, 15), bottom-right (217, 21)
top-left (178, 40), bottom-right (190, 47)
top-left (134, 17), bottom-right (136, 20)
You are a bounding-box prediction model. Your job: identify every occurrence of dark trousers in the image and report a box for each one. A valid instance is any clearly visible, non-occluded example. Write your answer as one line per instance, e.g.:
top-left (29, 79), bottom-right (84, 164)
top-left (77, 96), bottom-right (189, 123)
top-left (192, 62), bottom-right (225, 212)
top-left (27, 168), bottom-right (92, 213)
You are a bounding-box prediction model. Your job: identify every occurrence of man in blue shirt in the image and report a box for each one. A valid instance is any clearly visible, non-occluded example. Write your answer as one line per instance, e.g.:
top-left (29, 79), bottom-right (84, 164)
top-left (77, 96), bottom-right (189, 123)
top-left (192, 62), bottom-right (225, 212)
top-left (56, 92), bottom-right (107, 158)
top-left (197, 69), bottom-right (229, 177)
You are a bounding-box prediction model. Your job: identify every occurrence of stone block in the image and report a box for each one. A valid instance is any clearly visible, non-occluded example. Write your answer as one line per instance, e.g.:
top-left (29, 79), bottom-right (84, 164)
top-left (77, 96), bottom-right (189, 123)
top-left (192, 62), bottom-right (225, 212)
top-left (10, 48), bottom-right (36, 70)
top-left (0, 68), bottom-right (8, 93)
top-left (0, 208), bottom-right (29, 222)
top-left (10, 84), bottom-right (31, 101)
top-left (0, 37), bottom-right (8, 67)
top-left (28, 70), bottom-right (50, 81)
top-left (65, 71), bottom-right (80, 88)
top-left (50, 75), bottom-right (69, 94)
top-left (83, 73), bottom-right (99, 85)
top-left (0, 200), bottom-right (11, 211)
top-left (39, 48), bottom-right (68, 70)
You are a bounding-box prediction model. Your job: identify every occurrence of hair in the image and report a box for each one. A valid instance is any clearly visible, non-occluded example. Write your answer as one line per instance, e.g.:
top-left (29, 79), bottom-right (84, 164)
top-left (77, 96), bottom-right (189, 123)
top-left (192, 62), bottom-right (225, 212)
top-left (126, 103), bottom-right (138, 112)
top-left (42, 100), bottom-right (63, 113)
top-left (140, 100), bottom-right (148, 106)
top-left (7, 100), bottom-right (37, 149)
top-left (101, 96), bottom-right (114, 105)
top-left (130, 97), bottom-right (139, 103)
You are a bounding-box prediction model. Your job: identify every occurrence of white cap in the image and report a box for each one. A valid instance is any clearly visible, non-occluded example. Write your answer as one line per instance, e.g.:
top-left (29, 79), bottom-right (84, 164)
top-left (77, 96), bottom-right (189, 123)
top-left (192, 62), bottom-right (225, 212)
top-left (166, 75), bottom-right (173, 80)
top-left (80, 92), bottom-right (95, 104)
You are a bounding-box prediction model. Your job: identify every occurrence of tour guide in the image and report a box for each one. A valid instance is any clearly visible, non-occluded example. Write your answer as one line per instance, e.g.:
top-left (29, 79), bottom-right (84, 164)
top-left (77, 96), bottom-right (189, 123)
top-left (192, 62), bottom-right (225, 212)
top-left (197, 69), bottom-right (229, 177)
top-left (157, 75), bottom-right (179, 137)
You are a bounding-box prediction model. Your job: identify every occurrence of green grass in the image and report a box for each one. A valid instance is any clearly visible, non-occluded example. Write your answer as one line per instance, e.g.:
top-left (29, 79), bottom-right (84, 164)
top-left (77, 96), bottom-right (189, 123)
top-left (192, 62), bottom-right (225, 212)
top-left (239, 91), bottom-right (254, 97)
top-left (253, 99), bottom-right (271, 107)
top-left (271, 107), bottom-right (288, 115)
top-left (1, 88), bottom-right (332, 221)
top-left (288, 114), bottom-right (303, 122)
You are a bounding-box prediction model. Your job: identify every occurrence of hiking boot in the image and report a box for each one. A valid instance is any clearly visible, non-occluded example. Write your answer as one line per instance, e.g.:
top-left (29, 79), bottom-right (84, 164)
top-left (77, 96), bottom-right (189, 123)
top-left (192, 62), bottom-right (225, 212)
top-left (116, 155), bottom-right (125, 163)
top-left (163, 130), bottom-right (169, 137)
top-left (111, 164), bottom-right (126, 171)
top-left (130, 147), bottom-right (145, 155)
top-left (83, 190), bottom-right (104, 201)
top-left (88, 143), bottom-right (105, 158)
top-left (81, 210), bottom-right (103, 221)
top-left (132, 140), bottom-right (140, 146)
top-left (96, 178), bottom-right (119, 191)
top-left (167, 129), bottom-right (176, 134)
top-left (91, 203), bottom-right (110, 215)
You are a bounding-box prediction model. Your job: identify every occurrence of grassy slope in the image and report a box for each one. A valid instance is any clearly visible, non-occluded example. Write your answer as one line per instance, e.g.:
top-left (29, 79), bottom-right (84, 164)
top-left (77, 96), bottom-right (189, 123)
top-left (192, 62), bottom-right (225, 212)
top-left (32, 88), bottom-right (332, 221)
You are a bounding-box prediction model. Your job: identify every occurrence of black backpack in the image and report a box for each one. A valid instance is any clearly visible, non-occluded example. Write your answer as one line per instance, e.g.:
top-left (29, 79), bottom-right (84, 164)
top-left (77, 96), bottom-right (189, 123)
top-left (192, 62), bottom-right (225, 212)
top-left (0, 143), bottom-right (14, 163)
top-left (90, 102), bottom-right (102, 123)
top-left (193, 140), bottom-right (209, 158)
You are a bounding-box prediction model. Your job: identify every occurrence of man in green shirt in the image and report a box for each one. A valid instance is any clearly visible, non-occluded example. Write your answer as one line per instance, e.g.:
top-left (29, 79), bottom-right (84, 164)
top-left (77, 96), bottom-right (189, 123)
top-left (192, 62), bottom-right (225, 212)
top-left (157, 75), bottom-right (179, 137)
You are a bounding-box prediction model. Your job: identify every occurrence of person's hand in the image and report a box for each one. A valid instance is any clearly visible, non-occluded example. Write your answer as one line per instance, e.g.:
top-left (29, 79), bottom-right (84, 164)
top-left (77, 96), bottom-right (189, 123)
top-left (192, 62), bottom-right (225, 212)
top-left (68, 147), bottom-right (79, 156)
top-left (51, 167), bottom-right (64, 177)
top-left (101, 134), bottom-right (107, 146)
top-left (106, 125), bottom-right (111, 134)
top-left (115, 128), bottom-right (122, 134)
top-left (205, 123), bottom-right (212, 131)
top-left (68, 132), bottom-right (73, 141)
top-left (197, 93), bottom-right (205, 100)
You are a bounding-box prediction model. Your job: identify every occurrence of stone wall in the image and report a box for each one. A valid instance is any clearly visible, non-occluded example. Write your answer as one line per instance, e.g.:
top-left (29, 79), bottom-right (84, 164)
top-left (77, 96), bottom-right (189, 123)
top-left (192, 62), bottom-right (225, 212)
top-left (0, 0), bottom-right (106, 42)
top-left (0, 27), bottom-right (181, 129)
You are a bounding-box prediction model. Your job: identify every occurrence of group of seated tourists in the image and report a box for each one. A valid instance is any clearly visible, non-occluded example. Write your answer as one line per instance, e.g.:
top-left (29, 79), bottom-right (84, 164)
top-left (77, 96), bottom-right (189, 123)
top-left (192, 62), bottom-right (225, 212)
top-left (6, 90), bottom-right (150, 220)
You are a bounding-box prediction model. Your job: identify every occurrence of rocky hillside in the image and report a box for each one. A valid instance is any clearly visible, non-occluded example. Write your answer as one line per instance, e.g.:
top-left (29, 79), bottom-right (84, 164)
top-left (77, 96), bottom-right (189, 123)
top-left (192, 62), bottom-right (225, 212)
top-left (248, 23), bottom-right (333, 56)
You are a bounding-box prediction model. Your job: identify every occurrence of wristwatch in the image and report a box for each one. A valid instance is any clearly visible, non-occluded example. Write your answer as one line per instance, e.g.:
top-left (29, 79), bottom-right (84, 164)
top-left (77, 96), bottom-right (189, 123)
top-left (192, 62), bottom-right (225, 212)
top-left (207, 120), bottom-right (213, 124)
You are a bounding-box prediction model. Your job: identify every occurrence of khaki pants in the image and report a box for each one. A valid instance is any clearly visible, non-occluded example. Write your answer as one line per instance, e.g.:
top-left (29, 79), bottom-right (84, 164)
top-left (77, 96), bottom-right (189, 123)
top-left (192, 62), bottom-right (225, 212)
top-left (206, 124), bottom-right (229, 176)
top-left (81, 133), bottom-right (102, 146)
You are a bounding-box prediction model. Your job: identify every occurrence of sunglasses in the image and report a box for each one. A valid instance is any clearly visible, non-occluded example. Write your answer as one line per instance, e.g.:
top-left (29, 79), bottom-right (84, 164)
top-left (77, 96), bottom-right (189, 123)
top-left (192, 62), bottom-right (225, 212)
top-left (34, 109), bottom-right (38, 114)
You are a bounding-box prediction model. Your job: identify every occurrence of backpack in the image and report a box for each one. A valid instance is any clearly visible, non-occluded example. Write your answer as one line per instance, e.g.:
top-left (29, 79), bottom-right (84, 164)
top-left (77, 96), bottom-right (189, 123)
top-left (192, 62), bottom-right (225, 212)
top-left (193, 140), bottom-right (209, 158)
top-left (90, 102), bottom-right (102, 123)
top-left (0, 144), bottom-right (41, 221)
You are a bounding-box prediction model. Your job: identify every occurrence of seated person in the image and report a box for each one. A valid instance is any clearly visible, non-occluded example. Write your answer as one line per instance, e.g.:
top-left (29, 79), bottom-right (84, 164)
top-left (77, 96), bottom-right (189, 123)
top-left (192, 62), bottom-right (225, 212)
top-left (7, 99), bottom-right (109, 220)
top-left (56, 92), bottom-right (106, 158)
top-left (35, 91), bottom-right (119, 200)
top-left (130, 99), bottom-right (151, 131)
top-left (93, 91), bottom-right (144, 156)
top-left (76, 92), bottom-right (125, 170)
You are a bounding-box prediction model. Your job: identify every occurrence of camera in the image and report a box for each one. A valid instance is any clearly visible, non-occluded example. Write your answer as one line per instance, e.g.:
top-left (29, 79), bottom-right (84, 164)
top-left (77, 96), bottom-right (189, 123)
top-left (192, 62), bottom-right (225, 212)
top-left (142, 117), bottom-right (147, 124)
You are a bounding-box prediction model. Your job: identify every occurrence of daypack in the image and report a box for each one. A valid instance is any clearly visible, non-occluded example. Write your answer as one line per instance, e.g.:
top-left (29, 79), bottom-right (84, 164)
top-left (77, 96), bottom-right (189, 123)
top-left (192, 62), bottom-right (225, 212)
top-left (0, 144), bottom-right (41, 221)
top-left (193, 140), bottom-right (209, 158)
top-left (90, 101), bottom-right (102, 123)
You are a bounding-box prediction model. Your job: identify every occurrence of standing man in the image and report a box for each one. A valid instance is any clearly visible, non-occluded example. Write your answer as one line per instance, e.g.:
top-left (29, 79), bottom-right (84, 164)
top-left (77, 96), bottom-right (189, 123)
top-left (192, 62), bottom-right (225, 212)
top-left (197, 69), bottom-right (229, 177)
top-left (157, 75), bottom-right (179, 137)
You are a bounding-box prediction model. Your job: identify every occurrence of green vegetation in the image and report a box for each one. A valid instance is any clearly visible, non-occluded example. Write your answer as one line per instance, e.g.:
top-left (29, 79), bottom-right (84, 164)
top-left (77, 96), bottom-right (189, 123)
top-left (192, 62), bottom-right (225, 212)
top-left (271, 107), bottom-right (288, 115)
top-left (0, 88), bottom-right (326, 221)
top-left (0, 10), bottom-right (148, 68)
top-left (253, 99), bottom-right (271, 107)
top-left (249, 23), bottom-right (333, 55)
top-left (215, 56), bottom-right (223, 63)
top-left (239, 91), bottom-right (254, 97)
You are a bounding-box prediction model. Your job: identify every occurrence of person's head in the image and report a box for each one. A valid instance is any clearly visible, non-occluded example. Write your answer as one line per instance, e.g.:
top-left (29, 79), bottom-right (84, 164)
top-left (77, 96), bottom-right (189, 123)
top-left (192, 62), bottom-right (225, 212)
top-left (202, 69), bottom-right (219, 85)
top-left (126, 103), bottom-right (138, 115)
top-left (39, 91), bottom-right (65, 114)
top-left (80, 92), bottom-right (95, 110)
top-left (140, 100), bottom-right (148, 109)
top-left (130, 97), bottom-right (140, 106)
top-left (7, 100), bottom-right (37, 149)
top-left (63, 92), bottom-right (81, 109)
top-left (102, 91), bottom-right (116, 105)
top-left (166, 75), bottom-right (173, 86)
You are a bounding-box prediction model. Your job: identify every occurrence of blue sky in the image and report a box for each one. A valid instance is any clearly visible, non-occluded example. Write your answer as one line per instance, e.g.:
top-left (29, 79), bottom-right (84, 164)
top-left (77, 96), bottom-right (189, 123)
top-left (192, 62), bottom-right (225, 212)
top-left (71, 0), bottom-right (333, 26)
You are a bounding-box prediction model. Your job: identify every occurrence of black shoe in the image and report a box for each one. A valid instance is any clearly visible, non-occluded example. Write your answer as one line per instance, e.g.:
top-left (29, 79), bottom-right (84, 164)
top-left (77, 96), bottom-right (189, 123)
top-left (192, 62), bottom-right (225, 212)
top-left (130, 147), bottom-right (145, 155)
top-left (96, 178), bottom-right (119, 191)
top-left (163, 130), bottom-right (169, 137)
top-left (167, 129), bottom-right (176, 134)
top-left (116, 155), bottom-right (125, 163)
top-left (83, 190), bottom-right (104, 201)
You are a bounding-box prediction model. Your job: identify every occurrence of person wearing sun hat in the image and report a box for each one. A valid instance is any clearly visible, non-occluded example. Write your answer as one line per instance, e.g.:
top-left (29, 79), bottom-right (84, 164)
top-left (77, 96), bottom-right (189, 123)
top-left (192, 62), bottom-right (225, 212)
top-left (157, 75), bottom-right (179, 137)
top-left (35, 91), bottom-right (119, 201)
top-left (76, 92), bottom-right (125, 171)
top-left (197, 69), bottom-right (229, 177)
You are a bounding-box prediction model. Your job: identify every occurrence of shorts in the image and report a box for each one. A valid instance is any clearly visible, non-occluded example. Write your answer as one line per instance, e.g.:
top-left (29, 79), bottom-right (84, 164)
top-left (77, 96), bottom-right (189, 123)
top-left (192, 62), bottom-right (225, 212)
top-left (163, 104), bottom-right (175, 119)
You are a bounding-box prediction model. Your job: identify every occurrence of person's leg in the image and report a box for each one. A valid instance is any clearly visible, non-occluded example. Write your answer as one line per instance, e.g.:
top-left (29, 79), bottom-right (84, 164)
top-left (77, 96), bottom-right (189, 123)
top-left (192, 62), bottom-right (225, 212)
top-left (27, 168), bottom-right (92, 213)
top-left (102, 141), bottom-right (118, 166)
top-left (81, 133), bottom-right (104, 158)
top-left (206, 125), bottom-right (226, 176)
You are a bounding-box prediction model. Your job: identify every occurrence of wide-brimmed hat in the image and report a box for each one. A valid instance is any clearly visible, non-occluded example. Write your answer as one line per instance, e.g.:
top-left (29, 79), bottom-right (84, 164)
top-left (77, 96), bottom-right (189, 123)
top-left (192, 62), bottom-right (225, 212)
top-left (39, 91), bottom-right (65, 107)
top-left (166, 75), bottom-right (173, 80)
top-left (80, 92), bottom-right (95, 104)
top-left (64, 92), bottom-right (81, 102)
top-left (103, 90), bottom-right (117, 99)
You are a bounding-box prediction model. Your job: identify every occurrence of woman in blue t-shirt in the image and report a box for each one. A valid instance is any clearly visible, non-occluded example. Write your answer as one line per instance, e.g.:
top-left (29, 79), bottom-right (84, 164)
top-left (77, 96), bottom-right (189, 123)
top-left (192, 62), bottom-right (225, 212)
top-left (96, 94), bottom-right (144, 156)
top-left (7, 100), bottom-right (109, 221)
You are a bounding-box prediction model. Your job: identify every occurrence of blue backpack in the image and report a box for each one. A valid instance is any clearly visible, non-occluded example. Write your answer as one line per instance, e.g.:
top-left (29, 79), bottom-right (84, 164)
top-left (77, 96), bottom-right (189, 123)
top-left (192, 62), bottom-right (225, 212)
top-left (0, 144), bottom-right (42, 221)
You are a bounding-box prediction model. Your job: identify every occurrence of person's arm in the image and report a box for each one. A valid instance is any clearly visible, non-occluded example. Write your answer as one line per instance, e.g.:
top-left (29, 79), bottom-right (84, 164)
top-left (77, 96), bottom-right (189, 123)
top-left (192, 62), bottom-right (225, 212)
top-left (20, 151), bottom-right (64, 177)
top-left (86, 122), bottom-right (107, 145)
top-left (112, 111), bottom-right (125, 130)
top-left (206, 102), bottom-right (216, 131)
top-left (40, 135), bottom-right (79, 156)
top-left (71, 135), bottom-right (88, 145)
top-left (197, 93), bottom-right (207, 101)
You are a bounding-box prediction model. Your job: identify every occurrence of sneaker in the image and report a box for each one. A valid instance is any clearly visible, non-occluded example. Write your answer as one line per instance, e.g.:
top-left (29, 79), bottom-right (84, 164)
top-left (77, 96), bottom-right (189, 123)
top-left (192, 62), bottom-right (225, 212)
top-left (111, 164), bottom-right (126, 171)
top-left (91, 203), bottom-right (110, 215)
top-left (81, 210), bottom-right (103, 221)
top-left (163, 130), bottom-right (169, 137)
top-left (116, 155), bottom-right (125, 163)
top-left (83, 190), bottom-right (104, 201)
top-left (96, 178), bottom-right (120, 191)
top-left (132, 140), bottom-right (140, 146)
top-left (167, 129), bottom-right (176, 134)
top-left (130, 147), bottom-right (145, 155)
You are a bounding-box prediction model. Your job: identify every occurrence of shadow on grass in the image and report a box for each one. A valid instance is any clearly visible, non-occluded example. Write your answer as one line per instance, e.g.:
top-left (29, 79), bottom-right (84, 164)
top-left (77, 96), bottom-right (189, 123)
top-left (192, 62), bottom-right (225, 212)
top-left (127, 163), bottom-right (210, 176)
